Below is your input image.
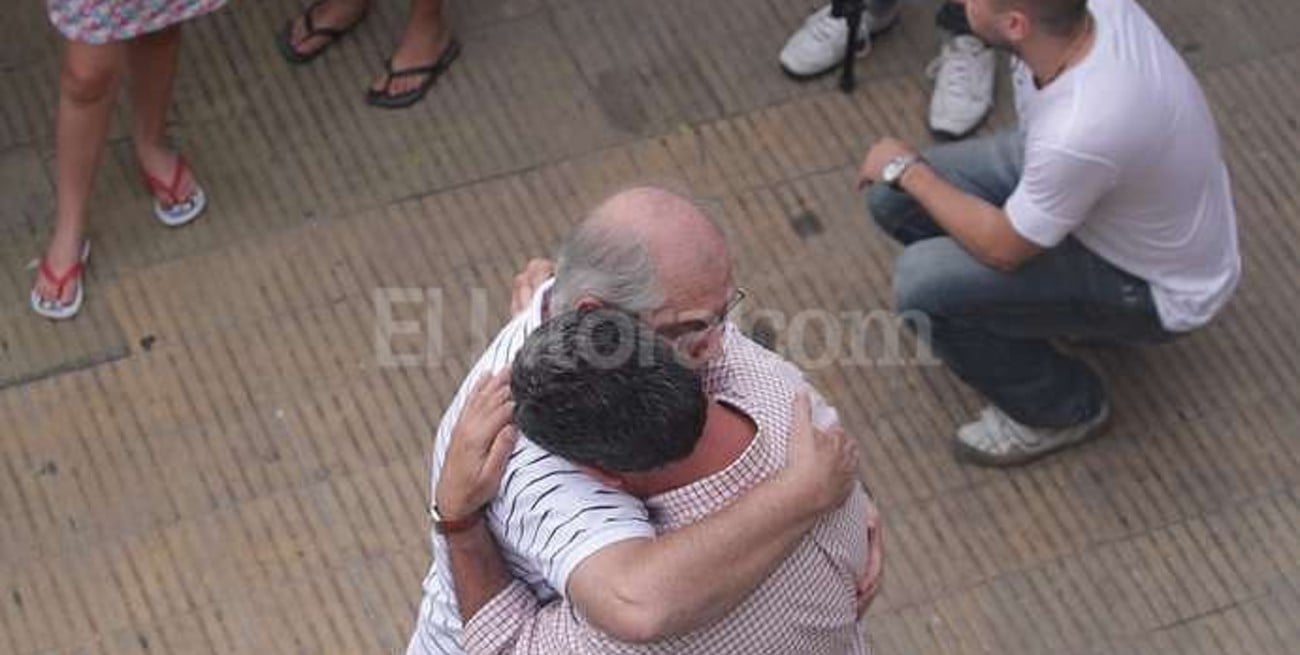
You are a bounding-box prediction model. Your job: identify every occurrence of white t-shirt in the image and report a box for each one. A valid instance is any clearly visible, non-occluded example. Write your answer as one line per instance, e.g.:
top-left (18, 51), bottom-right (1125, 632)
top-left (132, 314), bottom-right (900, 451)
top-left (407, 279), bottom-right (655, 655)
top-left (1004, 0), bottom-right (1241, 331)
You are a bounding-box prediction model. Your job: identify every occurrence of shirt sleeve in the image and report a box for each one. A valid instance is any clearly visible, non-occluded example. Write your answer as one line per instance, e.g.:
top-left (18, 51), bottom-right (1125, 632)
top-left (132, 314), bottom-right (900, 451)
top-left (1004, 140), bottom-right (1119, 247)
top-left (488, 440), bottom-right (655, 595)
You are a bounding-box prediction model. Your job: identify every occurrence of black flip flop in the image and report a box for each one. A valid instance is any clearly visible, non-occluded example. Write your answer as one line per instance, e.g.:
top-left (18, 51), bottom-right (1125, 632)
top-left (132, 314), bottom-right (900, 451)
top-left (275, 0), bottom-right (368, 65)
top-left (365, 39), bottom-right (462, 109)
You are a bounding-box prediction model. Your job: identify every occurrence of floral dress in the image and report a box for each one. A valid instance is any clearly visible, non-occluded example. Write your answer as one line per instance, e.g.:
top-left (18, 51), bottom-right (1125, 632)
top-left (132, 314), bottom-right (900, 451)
top-left (47, 0), bottom-right (229, 44)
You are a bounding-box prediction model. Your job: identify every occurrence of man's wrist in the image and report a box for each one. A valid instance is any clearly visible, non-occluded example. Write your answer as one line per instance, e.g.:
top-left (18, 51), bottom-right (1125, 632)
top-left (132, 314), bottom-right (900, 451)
top-left (443, 516), bottom-right (493, 546)
top-left (897, 158), bottom-right (930, 193)
top-left (431, 502), bottom-right (486, 534)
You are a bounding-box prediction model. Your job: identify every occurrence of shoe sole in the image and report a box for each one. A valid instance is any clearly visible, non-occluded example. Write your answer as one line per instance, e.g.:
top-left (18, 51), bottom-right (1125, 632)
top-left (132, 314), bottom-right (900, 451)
top-left (929, 106), bottom-right (993, 142)
top-left (154, 186), bottom-right (207, 227)
top-left (953, 408), bottom-right (1112, 468)
top-left (780, 13), bottom-right (902, 81)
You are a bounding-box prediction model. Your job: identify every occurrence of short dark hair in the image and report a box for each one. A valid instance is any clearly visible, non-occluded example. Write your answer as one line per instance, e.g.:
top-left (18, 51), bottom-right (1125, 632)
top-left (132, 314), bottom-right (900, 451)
top-left (511, 308), bottom-right (707, 472)
top-left (1001, 0), bottom-right (1088, 36)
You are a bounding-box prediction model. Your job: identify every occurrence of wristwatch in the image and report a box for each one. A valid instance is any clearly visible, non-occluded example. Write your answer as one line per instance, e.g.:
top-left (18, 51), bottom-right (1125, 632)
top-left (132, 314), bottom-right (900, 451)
top-left (881, 154), bottom-right (922, 190)
top-left (430, 504), bottom-right (484, 534)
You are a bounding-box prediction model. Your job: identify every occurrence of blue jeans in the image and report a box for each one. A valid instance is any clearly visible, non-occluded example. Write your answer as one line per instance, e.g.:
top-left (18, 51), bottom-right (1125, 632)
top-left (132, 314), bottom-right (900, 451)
top-left (868, 130), bottom-right (1173, 428)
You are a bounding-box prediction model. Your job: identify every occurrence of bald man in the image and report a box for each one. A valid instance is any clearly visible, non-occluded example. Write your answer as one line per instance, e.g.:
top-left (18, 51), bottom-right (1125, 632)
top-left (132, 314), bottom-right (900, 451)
top-left (406, 187), bottom-right (883, 654)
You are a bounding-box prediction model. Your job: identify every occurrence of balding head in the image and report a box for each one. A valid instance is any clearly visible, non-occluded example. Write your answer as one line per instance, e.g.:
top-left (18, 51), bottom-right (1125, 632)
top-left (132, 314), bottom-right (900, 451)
top-left (552, 186), bottom-right (736, 363)
top-left (587, 187), bottom-right (729, 291)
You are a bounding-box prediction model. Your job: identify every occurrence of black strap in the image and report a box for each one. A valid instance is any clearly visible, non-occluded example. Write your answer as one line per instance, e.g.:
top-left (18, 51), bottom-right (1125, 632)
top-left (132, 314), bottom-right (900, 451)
top-left (374, 40), bottom-right (461, 96)
top-left (300, 0), bottom-right (348, 41)
top-left (832, 0), bottom-right (866, 93)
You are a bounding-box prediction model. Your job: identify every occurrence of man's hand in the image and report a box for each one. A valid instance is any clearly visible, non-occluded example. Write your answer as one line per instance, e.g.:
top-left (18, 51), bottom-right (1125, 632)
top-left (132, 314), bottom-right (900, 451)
top-left (435, 370), bottom-right (518, 519)
top-left (511, 258), bottom-right (556, 316)
top-left (856, 137), bottom-right (921, 191)
top-left (774, 392), bottom-right (860, 515)
top-left (855, 498), bottom-right (884, 617)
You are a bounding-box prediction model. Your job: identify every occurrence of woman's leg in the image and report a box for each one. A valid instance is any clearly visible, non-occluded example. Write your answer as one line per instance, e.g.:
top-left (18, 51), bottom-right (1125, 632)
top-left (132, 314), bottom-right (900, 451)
top-left (126, 25), bottom-right (191, 193)
top-left (35, 39), bottom-right (126, 304)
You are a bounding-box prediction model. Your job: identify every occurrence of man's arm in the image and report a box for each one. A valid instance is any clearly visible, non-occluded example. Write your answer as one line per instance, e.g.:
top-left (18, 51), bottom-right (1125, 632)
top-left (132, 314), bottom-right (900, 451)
top-left (442, 390), bottom-right (861, 649)
top-left (445, 520), bottom-right (516, 622)
top-left (858, 138), bottom-right (1042, 272)
top-left (542, 393), bottom-right (860, 642)
top-left (434, 371), bottom-right (519, 621)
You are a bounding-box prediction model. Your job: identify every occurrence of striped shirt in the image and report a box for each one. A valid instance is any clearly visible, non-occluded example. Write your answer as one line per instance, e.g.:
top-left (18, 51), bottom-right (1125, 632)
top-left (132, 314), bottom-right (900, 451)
top-left (407, 280), bottom-right (656, 655)
top-left (459, 325), bottom-right (872, 655)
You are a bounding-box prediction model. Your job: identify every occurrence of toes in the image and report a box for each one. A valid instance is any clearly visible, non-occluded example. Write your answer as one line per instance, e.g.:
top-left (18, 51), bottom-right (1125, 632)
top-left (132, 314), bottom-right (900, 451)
top-left (290, 17), bottom-right (313, 52)
top-left (392, 75), bottom-right (417, 95)
top-left (32, 280), bottom-right (76, 306)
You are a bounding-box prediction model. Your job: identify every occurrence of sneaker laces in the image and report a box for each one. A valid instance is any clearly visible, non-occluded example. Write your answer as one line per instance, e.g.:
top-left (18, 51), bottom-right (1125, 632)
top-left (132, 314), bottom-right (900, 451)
top-left (927, 35), bottom-right (986, 100)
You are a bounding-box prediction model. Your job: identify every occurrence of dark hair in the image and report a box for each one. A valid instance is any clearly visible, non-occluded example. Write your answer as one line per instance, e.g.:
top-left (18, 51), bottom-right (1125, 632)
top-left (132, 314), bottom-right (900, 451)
top-left (511, 308), bottom-right (707, 472)
top-left (1002, 0), bottom-right (1088, 37)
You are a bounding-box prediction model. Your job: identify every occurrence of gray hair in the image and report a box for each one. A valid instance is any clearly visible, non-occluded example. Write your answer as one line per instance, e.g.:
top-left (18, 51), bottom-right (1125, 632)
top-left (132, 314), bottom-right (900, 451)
top-left (551, 221), bottom-right (664, 314)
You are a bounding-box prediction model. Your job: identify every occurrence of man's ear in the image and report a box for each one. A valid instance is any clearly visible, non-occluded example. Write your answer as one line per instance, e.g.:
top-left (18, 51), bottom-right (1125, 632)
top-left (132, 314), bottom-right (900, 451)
top-left (573, 296), bottom-right (605, 312)
top-left (1005, 9), bottom-right (1032, 42)
top-left (577, 464), bottom-right (626, 490)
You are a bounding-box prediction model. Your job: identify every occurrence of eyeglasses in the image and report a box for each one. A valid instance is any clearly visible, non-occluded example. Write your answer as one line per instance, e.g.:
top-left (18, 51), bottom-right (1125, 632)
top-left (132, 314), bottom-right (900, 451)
top-left (656, 287), bottom-right (748, 343)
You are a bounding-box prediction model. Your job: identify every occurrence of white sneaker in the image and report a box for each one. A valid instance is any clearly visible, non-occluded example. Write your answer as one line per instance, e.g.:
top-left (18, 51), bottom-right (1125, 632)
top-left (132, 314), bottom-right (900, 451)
top-left (926, 34), bottom-right (996, 139)
top-left (779, 3), bottom-right (902, 79)
top-left (955, 403), bottom-right (1110, 467)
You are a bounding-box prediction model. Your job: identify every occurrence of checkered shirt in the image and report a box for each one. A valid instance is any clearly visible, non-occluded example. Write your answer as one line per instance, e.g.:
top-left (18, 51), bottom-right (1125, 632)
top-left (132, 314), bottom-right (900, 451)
top-left (461, 328), bottom-right (872, 655)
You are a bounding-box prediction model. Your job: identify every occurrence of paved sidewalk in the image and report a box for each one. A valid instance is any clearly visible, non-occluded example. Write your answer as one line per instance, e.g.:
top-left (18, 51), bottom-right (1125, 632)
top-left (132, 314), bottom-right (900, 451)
top-left (2, 0), bottom-right (1299, 653)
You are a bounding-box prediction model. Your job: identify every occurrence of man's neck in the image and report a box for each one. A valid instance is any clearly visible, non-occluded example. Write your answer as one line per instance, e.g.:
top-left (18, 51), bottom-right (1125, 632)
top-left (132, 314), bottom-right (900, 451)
top-left (637, 400), bottom-right (756, 496)
top-left (1017, 13), bottom-right (1096, 88)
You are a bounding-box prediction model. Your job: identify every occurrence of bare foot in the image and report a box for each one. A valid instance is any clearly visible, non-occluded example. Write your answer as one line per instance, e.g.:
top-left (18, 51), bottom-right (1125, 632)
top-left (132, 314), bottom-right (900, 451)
top-left (285, 0), bottom-right (371, 59)
top-left (369, 6), bottom-right (453, 97)
top-left (33, 227), bottom-right (85, 305)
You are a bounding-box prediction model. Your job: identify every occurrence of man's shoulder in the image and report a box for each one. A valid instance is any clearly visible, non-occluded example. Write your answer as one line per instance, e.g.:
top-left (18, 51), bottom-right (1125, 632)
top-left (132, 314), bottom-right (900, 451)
top-left (716, 326), bottom-right (807, 385)
top-left (490, 437), bottom-right (647, 535)
top-left (487, 437), bottom-right (652, 591)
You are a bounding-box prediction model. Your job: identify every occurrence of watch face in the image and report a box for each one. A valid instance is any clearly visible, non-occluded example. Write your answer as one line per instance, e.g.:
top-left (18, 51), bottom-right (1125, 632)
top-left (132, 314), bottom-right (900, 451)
top-left (884, 159), bottom-right (905, 184)
top-left (884, 155), bottom-right (916, 185)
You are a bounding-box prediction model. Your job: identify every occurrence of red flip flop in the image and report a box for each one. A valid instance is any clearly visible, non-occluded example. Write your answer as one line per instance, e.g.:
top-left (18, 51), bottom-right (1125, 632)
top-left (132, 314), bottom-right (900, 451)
top-left (141, 154), bottom-right (207, 227)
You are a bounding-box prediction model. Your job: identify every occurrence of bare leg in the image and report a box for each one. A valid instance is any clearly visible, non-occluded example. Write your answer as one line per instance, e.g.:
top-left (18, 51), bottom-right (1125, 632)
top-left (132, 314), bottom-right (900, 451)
top-left (370, 0), bottom-right (452, 96)
top-left (35, 39), bottom-right (126, 304)
top-left (127, 25), bottom-right (193, 198)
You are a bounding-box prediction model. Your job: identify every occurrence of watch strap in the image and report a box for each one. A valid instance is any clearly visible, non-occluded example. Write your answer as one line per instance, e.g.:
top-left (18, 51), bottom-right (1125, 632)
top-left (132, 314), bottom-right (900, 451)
top-left (431, 504), bottom-right (484, 534)
top-left (886, 154), bottom-right (922, 190)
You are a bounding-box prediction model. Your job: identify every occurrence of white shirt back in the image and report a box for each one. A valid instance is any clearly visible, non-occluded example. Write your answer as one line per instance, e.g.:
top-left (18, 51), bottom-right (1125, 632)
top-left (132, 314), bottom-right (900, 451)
top-left (1004, 0), bottom-right (1241, 331)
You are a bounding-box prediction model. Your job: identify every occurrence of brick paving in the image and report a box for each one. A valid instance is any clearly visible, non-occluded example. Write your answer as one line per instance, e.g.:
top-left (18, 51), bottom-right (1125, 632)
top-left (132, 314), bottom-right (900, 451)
top-left (2, 0), bottom-right (1299, 653)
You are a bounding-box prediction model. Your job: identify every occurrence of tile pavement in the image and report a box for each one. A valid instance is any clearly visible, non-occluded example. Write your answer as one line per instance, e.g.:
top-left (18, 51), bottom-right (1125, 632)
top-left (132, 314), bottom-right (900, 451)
top-left (1, 0), bottom-right (1298, 652)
